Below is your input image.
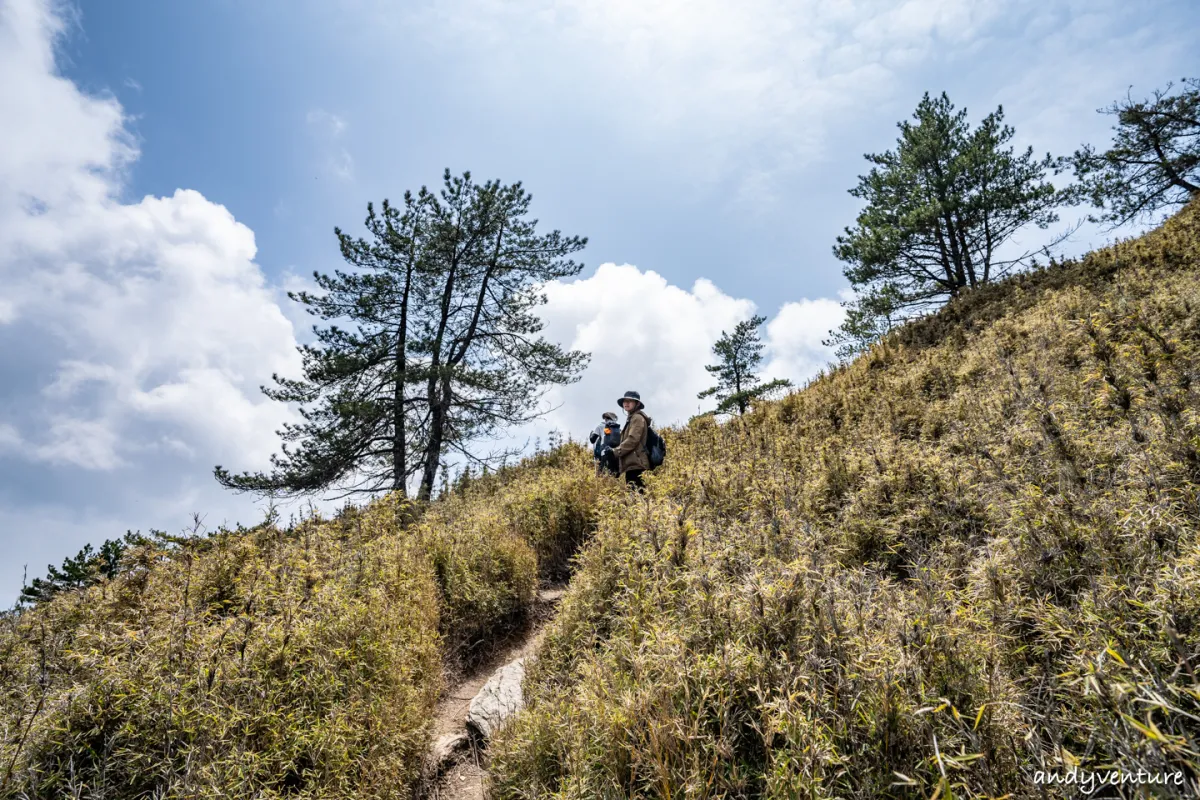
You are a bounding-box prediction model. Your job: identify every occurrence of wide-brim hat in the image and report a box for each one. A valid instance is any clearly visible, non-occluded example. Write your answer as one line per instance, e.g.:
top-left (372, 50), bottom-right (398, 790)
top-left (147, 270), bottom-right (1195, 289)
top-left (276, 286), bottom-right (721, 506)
top-left (601, 411), bottom-right (618, 422)
top-left (616, 390), bottom-right (643, 410)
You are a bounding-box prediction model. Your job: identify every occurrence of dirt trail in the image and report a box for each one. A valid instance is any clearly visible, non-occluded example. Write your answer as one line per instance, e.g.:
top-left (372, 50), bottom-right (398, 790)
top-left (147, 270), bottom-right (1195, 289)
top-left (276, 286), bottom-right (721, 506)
top-left (424, 586), bottom-right (565, 800)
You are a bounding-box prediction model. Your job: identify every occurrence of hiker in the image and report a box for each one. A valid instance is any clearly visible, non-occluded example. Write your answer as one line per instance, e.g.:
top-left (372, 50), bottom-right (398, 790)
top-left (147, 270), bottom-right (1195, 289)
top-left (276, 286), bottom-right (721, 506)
top-left (588, 411), bottom-right (621, 476)
top-left (612, 390), bottom-right (651, 490)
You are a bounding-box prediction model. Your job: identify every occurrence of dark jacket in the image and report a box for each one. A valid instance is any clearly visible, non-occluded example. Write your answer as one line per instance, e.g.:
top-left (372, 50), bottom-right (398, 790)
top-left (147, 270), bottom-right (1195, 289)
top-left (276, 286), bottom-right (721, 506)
top-left (589, 421), bottom-right (620, 457)
top-left (612, 409), bottom-right (651, 473)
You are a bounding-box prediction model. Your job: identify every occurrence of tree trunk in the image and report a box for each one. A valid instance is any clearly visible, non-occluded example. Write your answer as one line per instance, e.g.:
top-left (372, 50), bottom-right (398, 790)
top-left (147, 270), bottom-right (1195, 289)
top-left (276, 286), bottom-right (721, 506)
top-left (980, 174), bottom-right (995, 283)
top-left (734, 364), bottom-right (745, 416)
top-left (421, 203), bottom-right (506, 499)
top-left (419, 400), bottom-right (446, 501)
top-left (952, 209), bottom-right (976, 287)
top-left (941, 211), bottom-right (968, 291)
top-left (391, 244), bottom-right (416, 497)
top-left (933, 222), bottom-right (957, 289)
top-left (418, 227), bottom-right (462, 502)
top-left (449, 220), bottom-right (505, 368)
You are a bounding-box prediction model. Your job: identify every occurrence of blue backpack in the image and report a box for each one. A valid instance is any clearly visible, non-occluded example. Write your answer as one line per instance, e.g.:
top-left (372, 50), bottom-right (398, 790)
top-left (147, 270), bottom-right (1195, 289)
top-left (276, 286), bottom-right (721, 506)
top-left (646, 427), bottom-right (666, 469)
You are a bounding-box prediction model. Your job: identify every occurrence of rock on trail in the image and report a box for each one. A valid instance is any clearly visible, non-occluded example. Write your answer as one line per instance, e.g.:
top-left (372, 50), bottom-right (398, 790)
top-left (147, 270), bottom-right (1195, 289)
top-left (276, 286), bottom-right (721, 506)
top-left (424, 586), bottom-right (565, 798)
top-left (467, 657), bottom-right (527, 739)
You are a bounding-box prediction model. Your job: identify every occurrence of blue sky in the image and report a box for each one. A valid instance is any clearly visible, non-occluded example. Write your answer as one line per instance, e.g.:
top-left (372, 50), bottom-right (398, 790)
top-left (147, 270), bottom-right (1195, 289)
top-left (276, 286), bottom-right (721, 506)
top-left (1, 0), bottom-right (1197, 605)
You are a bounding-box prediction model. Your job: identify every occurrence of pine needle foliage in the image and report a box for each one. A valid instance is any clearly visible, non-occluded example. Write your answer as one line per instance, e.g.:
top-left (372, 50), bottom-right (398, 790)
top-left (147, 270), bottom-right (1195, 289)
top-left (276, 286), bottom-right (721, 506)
top-left (489, 200), bottom-right (1200, 799)
top-left (215, 193), bottom-right (435, 500)
top-left (1067, 78), bottom-right (1200, 228)
top-left (214, 170), bottom-right (590, 503)
top-left (698, 315), bottom-right (792, 416)
top-left (18, 536), bottom-right (133, 606)
top-left (830, 93), bottom-right (1064, 359)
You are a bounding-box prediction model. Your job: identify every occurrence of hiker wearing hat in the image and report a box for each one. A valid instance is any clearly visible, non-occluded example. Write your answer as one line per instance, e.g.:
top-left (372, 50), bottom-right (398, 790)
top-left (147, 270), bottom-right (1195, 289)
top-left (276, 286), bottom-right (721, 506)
top-left (588, 411), bottom-right (621, 476)
top-left (612, 391), bottom-right (651, 489)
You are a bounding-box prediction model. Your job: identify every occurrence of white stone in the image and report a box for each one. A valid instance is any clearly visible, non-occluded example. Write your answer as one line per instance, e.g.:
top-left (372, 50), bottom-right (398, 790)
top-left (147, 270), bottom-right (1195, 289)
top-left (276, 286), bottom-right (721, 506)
top-left (467, 657), bottom-right (527, 739)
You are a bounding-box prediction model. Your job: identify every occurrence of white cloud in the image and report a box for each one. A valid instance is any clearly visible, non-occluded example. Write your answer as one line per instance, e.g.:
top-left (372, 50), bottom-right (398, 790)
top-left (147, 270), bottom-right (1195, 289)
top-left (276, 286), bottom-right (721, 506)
top-left (274, 268), bottom-right (322, 345)
top-left (354, 0), bottom-right (1192, 230)
top-left (3, 180), bottom-right (304, 470)
top-left (0, 0), bottom-right (134, 263)
top-left (762, 298), bottom-right (844, 385)
top-left (0, 423), bottom-right (20, 451)
top-left (34, 417), bottom-right (124, 470)
top-left (0, 0), bottom-right (306, 601)
top-left (517, 263), bottom-right (841, 450)
top-left (388, 0), bottom-right (1026, 198)
top-left (42, 360), bottom-right (118, 399)
top-left (533, 263), bottom-right (755, 434)
top-left (0, 0), bottom-right (302, 472)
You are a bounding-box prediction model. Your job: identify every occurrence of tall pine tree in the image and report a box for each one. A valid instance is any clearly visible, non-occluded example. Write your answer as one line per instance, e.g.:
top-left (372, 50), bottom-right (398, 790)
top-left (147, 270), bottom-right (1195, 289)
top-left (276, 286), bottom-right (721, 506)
top-left (216, 192), bottom-right (433, 499)
top-left (413, 173), bottom-right (588, 500)
top-left (698, 315), bottom-right (791, 416)
top-left (828, 93), bottom-right (1064, 358)
top-left (215, 170), bottom-right (589, 502)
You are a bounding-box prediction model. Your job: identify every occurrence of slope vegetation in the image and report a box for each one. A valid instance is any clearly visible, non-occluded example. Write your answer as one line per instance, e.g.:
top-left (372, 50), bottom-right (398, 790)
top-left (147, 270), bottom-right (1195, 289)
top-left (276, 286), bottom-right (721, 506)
top-left (3, 204), bottom-right (1199, 799)
top-left (0, 449), bottom-right (610, 799)
top-left (489, 204), bottom-right (1200, 798)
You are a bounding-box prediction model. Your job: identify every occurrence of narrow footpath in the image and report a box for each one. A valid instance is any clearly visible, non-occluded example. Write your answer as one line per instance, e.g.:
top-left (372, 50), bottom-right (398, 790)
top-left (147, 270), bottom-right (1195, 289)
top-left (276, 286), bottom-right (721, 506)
top-left (423, 586), bottom-right (566, 800)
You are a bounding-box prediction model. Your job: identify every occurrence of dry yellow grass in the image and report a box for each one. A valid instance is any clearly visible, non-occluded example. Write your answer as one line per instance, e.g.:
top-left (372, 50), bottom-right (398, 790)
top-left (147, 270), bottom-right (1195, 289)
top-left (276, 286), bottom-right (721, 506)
top-left (489, 202), bottom-right (1200, 798)
top-left (0, 449), bottom-right (610, 798)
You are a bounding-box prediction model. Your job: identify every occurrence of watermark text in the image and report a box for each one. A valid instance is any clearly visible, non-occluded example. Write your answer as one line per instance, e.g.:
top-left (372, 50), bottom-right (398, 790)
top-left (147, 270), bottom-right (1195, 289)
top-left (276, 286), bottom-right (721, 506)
top-left (1033, 767), bottom-right (1185, 795)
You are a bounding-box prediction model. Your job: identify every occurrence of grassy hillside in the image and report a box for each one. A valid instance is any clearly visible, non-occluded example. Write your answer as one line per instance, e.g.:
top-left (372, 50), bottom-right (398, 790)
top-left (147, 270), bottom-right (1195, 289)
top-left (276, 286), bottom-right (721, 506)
top-left (3, 203), bottom-right (1198, 799)
top-left (488, 203), bottom-right (1200, 798)
top-left (0, 448), bottom-right (610, 799)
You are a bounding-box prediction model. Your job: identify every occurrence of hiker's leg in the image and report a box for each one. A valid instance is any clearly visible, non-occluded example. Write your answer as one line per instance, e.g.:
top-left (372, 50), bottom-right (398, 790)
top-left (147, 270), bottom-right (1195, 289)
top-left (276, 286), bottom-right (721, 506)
top-left (624, 469), bottom-right (645, 490)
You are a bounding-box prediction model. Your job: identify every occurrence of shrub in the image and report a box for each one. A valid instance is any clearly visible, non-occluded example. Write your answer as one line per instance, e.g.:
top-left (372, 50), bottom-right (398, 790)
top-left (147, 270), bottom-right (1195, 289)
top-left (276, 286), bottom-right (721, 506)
top-left (415, 444), bottom-right (612, 660)
top-left (0, 497), bottom-right (441, 799)
top-left (498, 449), bottom-right (612, 581)
top-left (416, 499), bottom-right (538, 660)
top-left (0, 444), bottom-right (613, 798)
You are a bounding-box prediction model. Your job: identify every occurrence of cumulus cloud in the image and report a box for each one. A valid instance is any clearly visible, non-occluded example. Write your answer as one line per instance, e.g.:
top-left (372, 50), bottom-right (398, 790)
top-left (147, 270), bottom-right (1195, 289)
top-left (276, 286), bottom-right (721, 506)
top-left (763, 298), bottom-right (845, 386)
top-left (518, 263), bottom-right (839, 451)
top-left (534, 263), bottom-right (755, 432)
top-left (3, 183), bottom-right (303, 472)
top-left (389, 0), bottom-right (1031, 197)
top-left (359, 0), bottom-right (1193, 227)
top-left (0, 0), bottom-right (303, 603)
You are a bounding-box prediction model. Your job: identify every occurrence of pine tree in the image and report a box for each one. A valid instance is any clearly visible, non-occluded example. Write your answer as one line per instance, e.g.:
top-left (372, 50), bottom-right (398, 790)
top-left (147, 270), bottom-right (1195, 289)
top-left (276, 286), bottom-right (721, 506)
top-left (412, 171), bottom-right (588, 500)
top-left (828, 93), bottom-right (1063, 358)
top-left (215, 191), bottom-right (433, 499)
top-left (698, 315), bottom-right (791, 416)
top-left (1066, 78), bottom-right (1199, 228)
top-left (19, 537), bottom-right (129, 606)
top-left (214, 170), bottom-right (589, 502)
